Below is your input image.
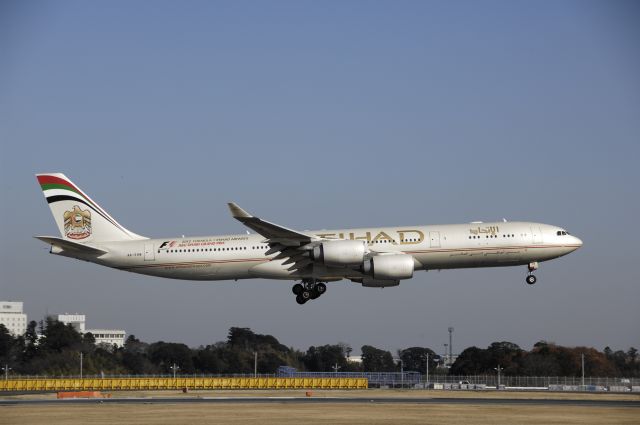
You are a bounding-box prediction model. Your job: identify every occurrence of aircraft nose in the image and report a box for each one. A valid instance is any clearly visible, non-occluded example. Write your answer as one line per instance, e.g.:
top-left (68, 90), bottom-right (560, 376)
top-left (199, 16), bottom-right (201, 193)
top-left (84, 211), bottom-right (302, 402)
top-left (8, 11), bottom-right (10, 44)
top-left (572, 236), bottom-right (583, 249)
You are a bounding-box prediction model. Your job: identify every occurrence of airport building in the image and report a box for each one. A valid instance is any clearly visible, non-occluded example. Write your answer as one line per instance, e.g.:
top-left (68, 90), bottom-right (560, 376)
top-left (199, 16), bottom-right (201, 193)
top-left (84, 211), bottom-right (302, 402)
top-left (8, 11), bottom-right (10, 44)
top-left (0, 301), bottom-right (28, 336)
top-left (55, 313), bottom-right (126, 348)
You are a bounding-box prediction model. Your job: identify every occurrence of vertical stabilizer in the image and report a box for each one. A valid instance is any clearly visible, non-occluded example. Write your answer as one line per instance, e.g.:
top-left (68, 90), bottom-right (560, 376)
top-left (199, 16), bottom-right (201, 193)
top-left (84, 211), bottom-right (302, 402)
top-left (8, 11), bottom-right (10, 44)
top-left (36, 173), bottom-right (147, 242)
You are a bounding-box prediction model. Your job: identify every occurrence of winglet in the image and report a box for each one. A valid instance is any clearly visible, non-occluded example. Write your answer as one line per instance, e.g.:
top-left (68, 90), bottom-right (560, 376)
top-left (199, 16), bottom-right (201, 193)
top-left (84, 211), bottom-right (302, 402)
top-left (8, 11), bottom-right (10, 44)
top-left (227, 202), bottom-right (252, 218)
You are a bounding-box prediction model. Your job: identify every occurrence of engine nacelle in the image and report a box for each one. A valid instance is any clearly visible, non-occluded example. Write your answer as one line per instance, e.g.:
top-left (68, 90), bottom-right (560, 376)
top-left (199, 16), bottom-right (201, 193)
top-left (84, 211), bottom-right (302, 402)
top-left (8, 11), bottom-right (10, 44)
top-left (311, 240), bottom-right (367, 267)
top-left (362, 254), bottom-right (414, 280)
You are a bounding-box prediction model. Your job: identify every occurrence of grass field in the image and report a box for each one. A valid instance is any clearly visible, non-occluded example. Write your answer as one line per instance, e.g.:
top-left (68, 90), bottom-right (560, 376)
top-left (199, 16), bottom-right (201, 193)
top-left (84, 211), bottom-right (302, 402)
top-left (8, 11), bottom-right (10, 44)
top-left (2, 390), bottom-right (639, 425)
top-left (3, 403), bottom-right (639, 425)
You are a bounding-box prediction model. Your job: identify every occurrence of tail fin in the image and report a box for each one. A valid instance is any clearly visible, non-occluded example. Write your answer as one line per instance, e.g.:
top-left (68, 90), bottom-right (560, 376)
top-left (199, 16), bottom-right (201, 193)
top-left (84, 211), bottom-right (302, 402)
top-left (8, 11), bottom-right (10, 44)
top-left (36, 173), bottom-right (147, 242)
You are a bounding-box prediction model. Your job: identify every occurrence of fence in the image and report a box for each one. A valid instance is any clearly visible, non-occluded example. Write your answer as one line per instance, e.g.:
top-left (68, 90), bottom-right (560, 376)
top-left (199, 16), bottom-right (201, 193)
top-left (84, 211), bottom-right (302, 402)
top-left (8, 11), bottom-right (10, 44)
top-left (277, 370), bottom-right (422, 387)
top-left (1, 373), bottom-right (637, 391)
top-left (278, 370), bottom-right (640, 390)
top-left (427, 375), bottom-right (640, 388)
top-left (276, 368), bottom-right (640, 389)
top-left (0, 377), bottom-right (368, 392)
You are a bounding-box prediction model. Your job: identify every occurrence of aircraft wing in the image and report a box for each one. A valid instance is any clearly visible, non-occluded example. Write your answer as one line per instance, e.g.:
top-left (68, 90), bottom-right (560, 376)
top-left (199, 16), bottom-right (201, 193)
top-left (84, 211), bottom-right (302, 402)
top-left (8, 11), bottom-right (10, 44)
top-left (227, 202), bottom-right (319, 272)
top-left (227, 202), bottom-right (315, 245)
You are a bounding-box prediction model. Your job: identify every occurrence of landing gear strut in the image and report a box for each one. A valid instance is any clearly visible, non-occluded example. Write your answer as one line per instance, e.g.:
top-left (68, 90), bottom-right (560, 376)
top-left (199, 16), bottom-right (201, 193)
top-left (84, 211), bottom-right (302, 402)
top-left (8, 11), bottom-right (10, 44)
top-left (293, 280), bottom-right (327, 304)
top-left (526, 262), bottom-right (538, 285)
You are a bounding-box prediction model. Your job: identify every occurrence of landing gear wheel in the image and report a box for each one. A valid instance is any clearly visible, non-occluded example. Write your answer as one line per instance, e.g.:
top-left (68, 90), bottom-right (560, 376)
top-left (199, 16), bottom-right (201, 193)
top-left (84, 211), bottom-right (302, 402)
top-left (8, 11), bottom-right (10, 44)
top-left (526, 275), bottom-right (537, 285)
top-left (294, 280), bottom-right (327, 304)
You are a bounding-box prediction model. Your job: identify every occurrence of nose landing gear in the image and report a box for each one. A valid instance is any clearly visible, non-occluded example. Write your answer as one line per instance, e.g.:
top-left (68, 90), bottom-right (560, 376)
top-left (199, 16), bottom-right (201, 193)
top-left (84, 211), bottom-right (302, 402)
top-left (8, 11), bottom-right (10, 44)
top-left (526, 262), bottom-right (538, 285)
top-left (292, 280), bottom-right (327, 304)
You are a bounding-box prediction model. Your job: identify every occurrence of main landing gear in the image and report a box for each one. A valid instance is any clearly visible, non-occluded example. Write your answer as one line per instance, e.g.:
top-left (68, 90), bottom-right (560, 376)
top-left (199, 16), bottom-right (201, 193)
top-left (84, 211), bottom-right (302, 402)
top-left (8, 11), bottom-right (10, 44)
top-left (292, 280), bottom-right (327, 305)
top-left (526, 262), bottom-right (539, 285)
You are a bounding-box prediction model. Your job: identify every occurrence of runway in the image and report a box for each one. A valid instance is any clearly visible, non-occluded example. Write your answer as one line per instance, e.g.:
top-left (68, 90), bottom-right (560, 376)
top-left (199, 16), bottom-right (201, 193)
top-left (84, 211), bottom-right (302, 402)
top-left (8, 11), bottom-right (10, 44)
top-left (2, 396), bottom-right (639, 408)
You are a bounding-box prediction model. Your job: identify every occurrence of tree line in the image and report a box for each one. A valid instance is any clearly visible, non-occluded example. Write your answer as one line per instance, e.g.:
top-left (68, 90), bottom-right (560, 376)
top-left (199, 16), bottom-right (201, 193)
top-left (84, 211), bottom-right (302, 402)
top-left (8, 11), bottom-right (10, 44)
top-left (0, 320), bottom-right (637, 377)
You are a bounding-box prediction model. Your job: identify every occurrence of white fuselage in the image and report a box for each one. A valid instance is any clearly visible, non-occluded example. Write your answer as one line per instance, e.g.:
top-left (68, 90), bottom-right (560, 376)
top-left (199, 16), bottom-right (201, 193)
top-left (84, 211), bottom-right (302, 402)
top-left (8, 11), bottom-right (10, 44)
top-left (59, 221), bottom-right (582, 282)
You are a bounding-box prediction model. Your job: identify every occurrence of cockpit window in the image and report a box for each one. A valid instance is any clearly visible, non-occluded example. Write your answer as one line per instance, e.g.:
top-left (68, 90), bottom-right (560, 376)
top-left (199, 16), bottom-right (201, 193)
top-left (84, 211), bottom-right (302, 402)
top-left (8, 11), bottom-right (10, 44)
top-left (557, 230), bottom-right (569, 236)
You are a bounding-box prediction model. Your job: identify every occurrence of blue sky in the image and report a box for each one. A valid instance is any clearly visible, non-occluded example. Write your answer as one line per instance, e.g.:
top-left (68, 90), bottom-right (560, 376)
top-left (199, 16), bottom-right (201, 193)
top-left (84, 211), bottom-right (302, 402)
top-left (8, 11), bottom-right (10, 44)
top-left (1, 1), bottom-right (639, 354)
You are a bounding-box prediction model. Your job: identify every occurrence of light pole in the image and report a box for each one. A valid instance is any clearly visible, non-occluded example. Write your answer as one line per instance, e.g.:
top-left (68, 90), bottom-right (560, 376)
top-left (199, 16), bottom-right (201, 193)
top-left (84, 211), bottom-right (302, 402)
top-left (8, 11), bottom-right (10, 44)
top-left (581, 353), bottom-right (585, 389)
top-left (254, 352), bottom-right (257, 378)
top-left (332, 363), bottom-right (341, 376)
top-left (80, 352), bottom-right (83, 379)
top-left (400, 359), bottom-right (404, 389)
top-left (425, 353), bottom-right (429, 388)
top-left (448, 327), bottom-right (454, 365)
top-left (170, 363), bottom-right (180, 379)
top-left (444, 344), bottom-right (448, 367)
top-left (2, 364), bottom-right (11, 381)
top-left (494, 365), bottom-right (503, 390)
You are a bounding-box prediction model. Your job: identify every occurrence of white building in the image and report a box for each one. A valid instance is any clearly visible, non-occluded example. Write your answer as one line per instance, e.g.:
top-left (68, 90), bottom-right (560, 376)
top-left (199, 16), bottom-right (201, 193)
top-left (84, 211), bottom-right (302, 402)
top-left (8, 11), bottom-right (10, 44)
top-left (0, 301), bottom-right (28, 336)
top-left (85, 329), bottom-right (127, 347)
top-left (55, 313), bottom-right (126, 348)
top-left (56, 314), bottom-right (86, 332)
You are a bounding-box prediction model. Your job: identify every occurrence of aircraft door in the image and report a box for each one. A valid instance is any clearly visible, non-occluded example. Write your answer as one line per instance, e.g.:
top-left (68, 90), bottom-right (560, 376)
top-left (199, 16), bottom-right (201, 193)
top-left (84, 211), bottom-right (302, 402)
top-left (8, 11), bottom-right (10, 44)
top-left (429, 231), bottom-right (441, 248)
top-left (144, 243), bottom-right (155, 261)
top-left (531, 227), bottom-right (543, 244)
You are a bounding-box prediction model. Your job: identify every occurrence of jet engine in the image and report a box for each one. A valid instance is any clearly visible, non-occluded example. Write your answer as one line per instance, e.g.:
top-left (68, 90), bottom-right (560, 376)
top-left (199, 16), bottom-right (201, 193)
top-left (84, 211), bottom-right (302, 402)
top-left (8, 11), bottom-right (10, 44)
top-left (361, 254), bottom-right (414, 280)
top-left (310, 240), bottom-right (367, 267)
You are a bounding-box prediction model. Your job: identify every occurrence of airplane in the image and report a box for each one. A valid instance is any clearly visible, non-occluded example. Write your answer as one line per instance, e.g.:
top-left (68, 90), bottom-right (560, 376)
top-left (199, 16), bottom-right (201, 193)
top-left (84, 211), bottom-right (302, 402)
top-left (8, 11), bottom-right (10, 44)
top-left (35, 173), bottom-right (582, 304)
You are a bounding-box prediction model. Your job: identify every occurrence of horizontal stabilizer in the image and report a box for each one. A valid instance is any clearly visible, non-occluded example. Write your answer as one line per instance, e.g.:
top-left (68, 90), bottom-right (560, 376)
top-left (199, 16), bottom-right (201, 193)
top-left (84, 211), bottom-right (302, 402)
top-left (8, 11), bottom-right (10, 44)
top-left (35, 236), bottom-right (108, 255)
